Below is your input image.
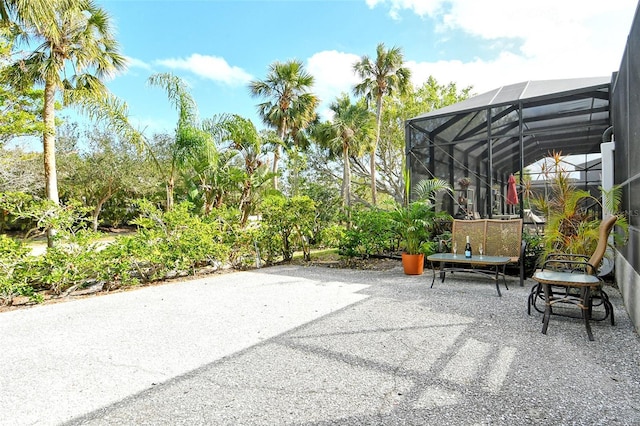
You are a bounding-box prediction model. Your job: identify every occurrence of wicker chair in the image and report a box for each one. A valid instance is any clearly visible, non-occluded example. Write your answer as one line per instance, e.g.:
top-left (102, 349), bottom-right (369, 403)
top-left (528, 215), bottom-right (618, 341)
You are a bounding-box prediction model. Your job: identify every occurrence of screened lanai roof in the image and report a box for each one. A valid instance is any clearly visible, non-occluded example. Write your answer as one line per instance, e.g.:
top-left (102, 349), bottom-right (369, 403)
top-left (406, 76), bottom-right (611, 174)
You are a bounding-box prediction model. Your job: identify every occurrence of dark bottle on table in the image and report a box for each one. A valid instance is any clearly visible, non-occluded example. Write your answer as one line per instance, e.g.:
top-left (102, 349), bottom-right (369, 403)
top-left (464, 235), bottom-right (472, 258)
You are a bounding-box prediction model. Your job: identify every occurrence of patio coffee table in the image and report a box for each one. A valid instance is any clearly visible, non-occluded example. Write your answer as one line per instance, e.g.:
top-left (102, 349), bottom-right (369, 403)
top-left (427, 253), bottom-right (511, 297)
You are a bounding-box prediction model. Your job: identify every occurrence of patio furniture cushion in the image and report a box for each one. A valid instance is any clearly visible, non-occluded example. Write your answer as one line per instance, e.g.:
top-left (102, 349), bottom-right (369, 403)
top-left (451, 219), bottom-right (525, 285)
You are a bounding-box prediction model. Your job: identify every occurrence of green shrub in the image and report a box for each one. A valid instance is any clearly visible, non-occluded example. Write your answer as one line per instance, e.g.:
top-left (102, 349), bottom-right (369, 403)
top-left (126, 200), bottom-right (230, 281)
top-left (319, 224), bottom-right (346, 249)
top-left (228, 226), bottom-right (262, 269)
top-left (32, 229), bottom-right (103, 294)
top-left (522, 231), bottom-right (544, 277)
top-left (339, 208), bottom-right (395, 257)
top-left (94, 235), bottom-right (142, 288)
top-left (0, 235), bottom-right (38, 303)
top-left (257, 194), bottom-right (317, 262)
top-left (0, 198), bottom-right (236, 303)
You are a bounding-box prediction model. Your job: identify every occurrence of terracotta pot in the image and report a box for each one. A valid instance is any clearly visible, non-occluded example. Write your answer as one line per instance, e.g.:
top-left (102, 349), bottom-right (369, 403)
top-left (401, 253), bottom-right (425, 275)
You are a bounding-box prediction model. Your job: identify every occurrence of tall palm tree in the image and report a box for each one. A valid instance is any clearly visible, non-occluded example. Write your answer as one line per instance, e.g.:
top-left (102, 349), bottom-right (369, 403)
top-left (2, 0), bottom-right (126, 208)
top-left (314, 94), bottom-right (372, 209)
top-left (353, 42), bottom-right (411, 205)
top-left (249, 60), bottom-right (318, 191)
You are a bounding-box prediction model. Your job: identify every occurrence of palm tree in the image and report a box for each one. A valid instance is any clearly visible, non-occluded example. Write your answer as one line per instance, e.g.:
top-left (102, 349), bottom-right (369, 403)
top-left (2, 0), bottom-right (125, 245)
top-left (314, 94), bottom-right (371, 209)
top-left (181, 135), bottom-right (235, 215)
top-left (249, 60), bottom-right (318, 191)
top-left (148, 72), bottom-right (208, 211)
top-left (353, 43), bottom-right (411, 205)
top-left (214, 114), bottom-right (269, 226)
top-left (0, 0), bottom-right (64, 32)
top-left (3, 0), bottom-right (126, 207)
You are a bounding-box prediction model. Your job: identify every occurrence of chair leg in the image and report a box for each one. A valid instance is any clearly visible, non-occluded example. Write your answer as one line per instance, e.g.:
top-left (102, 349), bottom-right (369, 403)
top-left (528, 283), bottom-right (544, 315)
top-left (600, 289), bottom-right (615, 326)
top-left (582, 287), bottom-right (594, 341)
top-left (542, 283), bottom-right (552, 335)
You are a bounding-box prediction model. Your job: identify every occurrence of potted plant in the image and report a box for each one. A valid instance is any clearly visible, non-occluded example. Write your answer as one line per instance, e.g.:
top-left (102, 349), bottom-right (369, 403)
top-left (533, 151), bottom-right (628, 260)
top-left (457, 176), bottom-right (471, 189)
top-left (389, 201), bottom-right (430, 274)
top-left (390, 178), bottom-right (453, 275)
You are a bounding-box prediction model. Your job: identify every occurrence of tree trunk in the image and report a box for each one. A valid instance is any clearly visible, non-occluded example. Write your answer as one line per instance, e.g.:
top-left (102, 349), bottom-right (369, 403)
top-left (43, 81), bottom-right (59, 204)
top-left (239, 180), bottom-right (252, 227)
top-left (282, 230), bottom-right (291, 261)
top-left (92, 202), bottom-right (104, 232)
top-left (271, 144), bottom-right (280, 190)
top-left (166, 176), bottom-right (174, 211)
top-left (272, 126), bottom-right (287, 191)
top-left (214, 192), bottom-right (224, 209)
top-left (92, 190), bottom-right (114, 232)
top-left (371, 96), bottom-right (383, 205)
top-left (204, 198), bottom-right (213, 215)
top-left (43, 79), bottom-right (59, 247)
top-left (343, 143), bottom-right (351, 208)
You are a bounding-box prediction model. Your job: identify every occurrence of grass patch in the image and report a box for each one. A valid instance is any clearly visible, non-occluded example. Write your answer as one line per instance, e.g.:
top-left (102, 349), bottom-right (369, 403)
top-left (292, 248), bottom-right (340, 262)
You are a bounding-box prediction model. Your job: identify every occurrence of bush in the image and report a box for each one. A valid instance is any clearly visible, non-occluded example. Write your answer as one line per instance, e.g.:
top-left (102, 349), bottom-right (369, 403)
top-left (0, 235), bottom-right (39, 303)
top-left (0, 199), bottom-right (235, 303)
top-left (258, 194), bottom-right (317, 262)
top-left (0, 192), bottom-right (337, 304)
top-left (339, 208), bottom-right (395, 257)
top-left (121, 200), bottom-right (230, 282)
top-left (227, 226), bottom-right (262, 269)
top-left (522, 231), bottom-right (544, 277)
top-left (319, 224), bottom-right (345, 249)
top-left (32, 230), bottom-right (103, 294)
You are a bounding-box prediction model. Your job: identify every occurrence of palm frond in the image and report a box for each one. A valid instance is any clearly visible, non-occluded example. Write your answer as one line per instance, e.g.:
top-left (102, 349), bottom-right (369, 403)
top-left (601, 184), bottom-right (623, 214)
top-left (412, 178), bottom-right (452, 203)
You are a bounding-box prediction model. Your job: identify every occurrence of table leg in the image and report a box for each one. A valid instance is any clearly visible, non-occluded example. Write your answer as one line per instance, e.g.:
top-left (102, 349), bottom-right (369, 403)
top-left (494, 265), bottom-right (502, 297)
top-left (430, 261), bottom-right (437, 288)
top-left (501, 264), bottom-right (508, 290)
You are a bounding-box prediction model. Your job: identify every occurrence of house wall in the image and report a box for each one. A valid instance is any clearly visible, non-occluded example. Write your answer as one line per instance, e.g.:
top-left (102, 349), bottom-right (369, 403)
top-left (612, 1), bottom-right (640, 332)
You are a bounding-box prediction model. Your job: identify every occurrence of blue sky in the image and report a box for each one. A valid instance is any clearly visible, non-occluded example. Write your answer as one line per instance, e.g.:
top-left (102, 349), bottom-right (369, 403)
top-left (77, 0), bottom-right (638, 136)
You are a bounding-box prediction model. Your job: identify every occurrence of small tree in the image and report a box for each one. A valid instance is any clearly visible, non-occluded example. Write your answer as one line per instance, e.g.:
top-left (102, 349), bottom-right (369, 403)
top-left (60, 125), bottom-right (144, 231)
top-left (258, 194), bottom-right (316, 262)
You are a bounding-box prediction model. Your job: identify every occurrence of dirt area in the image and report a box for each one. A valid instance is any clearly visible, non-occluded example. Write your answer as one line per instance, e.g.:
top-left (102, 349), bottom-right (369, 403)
top-left (293, 256), bottom-right (401, 271)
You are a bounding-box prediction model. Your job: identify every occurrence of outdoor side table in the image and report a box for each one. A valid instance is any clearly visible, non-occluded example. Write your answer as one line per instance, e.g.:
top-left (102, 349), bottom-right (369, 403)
top-left (427, 253), bottom-right (511, 297)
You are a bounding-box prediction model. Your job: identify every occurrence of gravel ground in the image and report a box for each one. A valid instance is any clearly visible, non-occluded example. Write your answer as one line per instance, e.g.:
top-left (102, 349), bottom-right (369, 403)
top-left (2, 262), bottom-right (639, 425)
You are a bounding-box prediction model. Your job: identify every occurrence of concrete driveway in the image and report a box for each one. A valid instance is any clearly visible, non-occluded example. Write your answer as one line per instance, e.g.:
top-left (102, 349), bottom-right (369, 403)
top-left (1, 264), bottom-right (639, 425)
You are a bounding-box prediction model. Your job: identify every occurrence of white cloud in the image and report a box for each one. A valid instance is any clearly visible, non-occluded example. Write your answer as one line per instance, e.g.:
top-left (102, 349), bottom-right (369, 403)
top-left (366, 0), bottom-right (444, 20)
top-left (366, 0), bottom-right (636, 95)
top-left (156, 53), bottom-right (253, 86)
top-left (125, 56), bottom-right (152, 71)
top-left (306, 50), bottom-right (362, 119)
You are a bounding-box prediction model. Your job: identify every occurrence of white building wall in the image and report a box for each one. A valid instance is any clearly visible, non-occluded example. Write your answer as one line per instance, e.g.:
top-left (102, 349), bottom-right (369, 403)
top-left (616, 251), bottom-right (640, 333)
